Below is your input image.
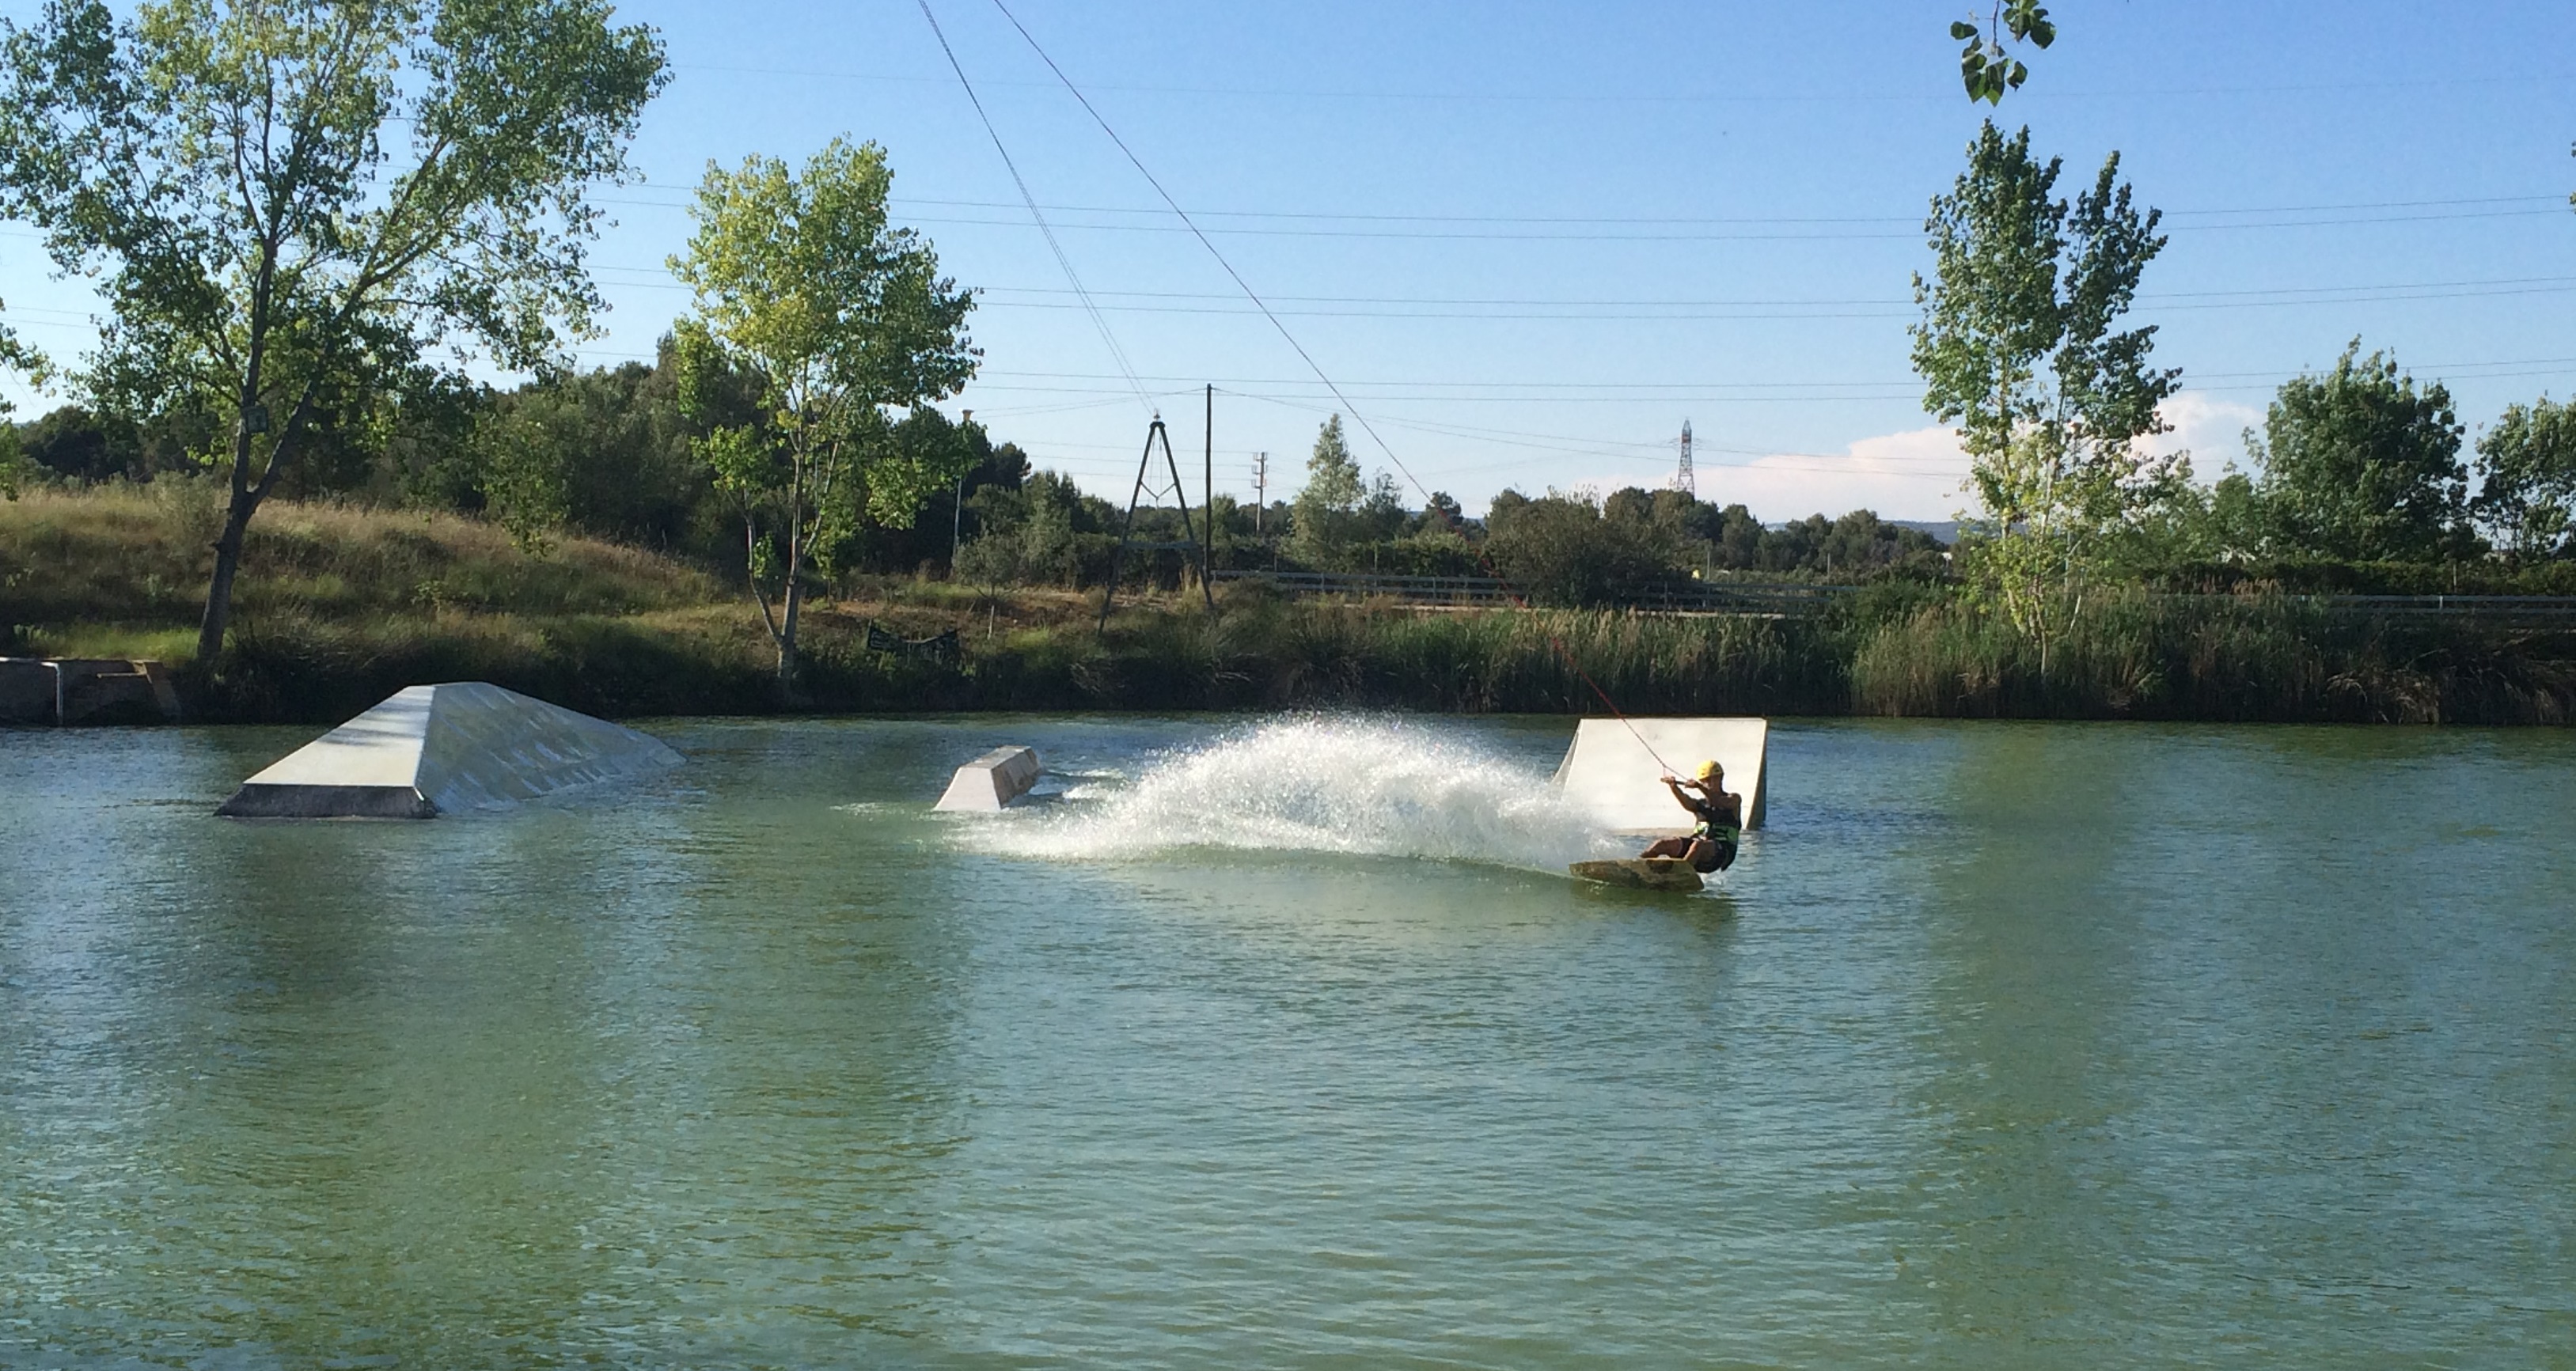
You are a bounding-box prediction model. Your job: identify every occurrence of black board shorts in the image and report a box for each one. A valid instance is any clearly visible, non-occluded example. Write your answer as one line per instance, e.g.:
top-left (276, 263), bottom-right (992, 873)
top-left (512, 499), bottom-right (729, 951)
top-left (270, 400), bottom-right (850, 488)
top-left (1692, 824), bottom-right (1740, 873)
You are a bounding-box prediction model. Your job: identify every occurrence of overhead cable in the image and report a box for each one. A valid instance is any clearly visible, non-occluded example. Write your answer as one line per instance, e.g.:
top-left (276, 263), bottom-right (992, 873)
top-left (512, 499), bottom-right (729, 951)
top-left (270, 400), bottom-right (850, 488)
top-left (914, 0), bottom-right (1153, 415)
top-left (982, 0), bottom-right (1697, 772)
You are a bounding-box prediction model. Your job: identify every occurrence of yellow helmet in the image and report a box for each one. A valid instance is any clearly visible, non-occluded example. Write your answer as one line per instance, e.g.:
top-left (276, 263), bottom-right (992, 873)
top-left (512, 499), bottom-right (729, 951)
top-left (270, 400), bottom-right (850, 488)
top-left (1694, 759), bottom-right (1723, 784)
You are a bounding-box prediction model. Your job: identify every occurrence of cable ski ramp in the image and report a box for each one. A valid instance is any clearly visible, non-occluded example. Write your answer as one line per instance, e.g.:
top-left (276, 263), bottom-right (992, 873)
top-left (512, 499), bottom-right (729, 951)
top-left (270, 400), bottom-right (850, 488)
top-left (1552, 718), bottom-right (1768, 835)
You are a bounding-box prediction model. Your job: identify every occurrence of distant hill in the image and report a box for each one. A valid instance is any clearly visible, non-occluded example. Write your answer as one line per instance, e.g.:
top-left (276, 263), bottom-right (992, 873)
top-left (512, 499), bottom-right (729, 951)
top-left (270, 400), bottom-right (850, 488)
top-left (1890, 520), bottom-right (1959, 546)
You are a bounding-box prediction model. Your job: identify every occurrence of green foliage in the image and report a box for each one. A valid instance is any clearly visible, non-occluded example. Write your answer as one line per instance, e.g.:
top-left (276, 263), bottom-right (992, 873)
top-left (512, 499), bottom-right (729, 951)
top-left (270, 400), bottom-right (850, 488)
top-left (2472, 395), bottom-right (2576, 559)
top-left (1693, 504), bottom-right (1946, 577)
top-left (2248, 341), bottom-right (2468, 562)
top-left (0, 301), bottom-right (47, 496)
top-left (2092, 469), bottom-right (2267, 574)
top-left (958, 473), bottom-right (1080, 589)
top-left (1913, 122), bottom-right (2180, 665)
top-left (1950, 0), bottom-right (2054, 104)
top-left (0, 0), bottom-right (669, 661)
top-left (669, 136), bottom-right (980, 688)
top-left (13, 485), bottom-right (2571, 725)
top-left (1483, 488), bottom-right (1680, 606)
top-left (1289, 415), bottom-right (1368, 568)
top-left (453, 349), bottom-right (707, 557)
top-left (1849, 587), bottom-right (2572, 724)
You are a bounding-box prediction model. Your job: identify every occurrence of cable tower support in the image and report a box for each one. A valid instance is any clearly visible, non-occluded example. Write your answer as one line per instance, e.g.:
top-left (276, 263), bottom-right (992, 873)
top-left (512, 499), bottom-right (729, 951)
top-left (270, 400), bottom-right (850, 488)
top-left (1098, 414), bottom-right (1218, 633)
top-left (1675, 419), bottom-right (1694, 498)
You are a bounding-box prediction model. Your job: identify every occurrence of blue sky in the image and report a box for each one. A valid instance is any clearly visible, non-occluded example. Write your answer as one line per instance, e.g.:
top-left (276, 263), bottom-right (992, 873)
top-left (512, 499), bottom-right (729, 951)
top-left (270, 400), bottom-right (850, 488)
top-left (6, 1), bottom-right (2576, 518)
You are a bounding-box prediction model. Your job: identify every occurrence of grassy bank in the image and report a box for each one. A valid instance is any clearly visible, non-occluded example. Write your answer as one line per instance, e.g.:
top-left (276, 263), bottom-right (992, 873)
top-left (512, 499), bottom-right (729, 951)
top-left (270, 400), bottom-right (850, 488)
top-left (6, 486), bottom-right (2570, 723)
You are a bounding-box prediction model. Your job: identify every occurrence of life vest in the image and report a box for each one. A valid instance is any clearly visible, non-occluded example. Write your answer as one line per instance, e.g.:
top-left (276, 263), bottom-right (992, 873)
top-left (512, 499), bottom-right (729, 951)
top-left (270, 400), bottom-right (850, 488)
top-left (1693, 793), bottom-right (1743, 846)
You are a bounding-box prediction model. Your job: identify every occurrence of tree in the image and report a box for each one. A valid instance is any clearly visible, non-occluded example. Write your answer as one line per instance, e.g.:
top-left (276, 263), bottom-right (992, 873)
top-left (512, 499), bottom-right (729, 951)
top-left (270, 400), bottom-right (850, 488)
top-left (1912, 122), bottom-right (2181, 670)
top-left (2472, 396), bottom-right (2576, 559)
top-left (1289, 414), bottom-right (1365, 568)
top-left (468, 353), bottom-right (708, 554)
top-left (958, 468), bottom-right (1079, 589)
top-left (1484, 489), bottom-right (1677, 607)
top-left (0, 303), bottom-right (47, 495)
top-left (1948, 1), bottom-right (2054, 104)
top-left (0, 0), bottom-right (665, 667)
top-left (1413, 490), bottom-right (1465, 533)
top-left (670, 138), bottom-right (979, 692)
top-left (2248, 342), bottom-right (2467, 563)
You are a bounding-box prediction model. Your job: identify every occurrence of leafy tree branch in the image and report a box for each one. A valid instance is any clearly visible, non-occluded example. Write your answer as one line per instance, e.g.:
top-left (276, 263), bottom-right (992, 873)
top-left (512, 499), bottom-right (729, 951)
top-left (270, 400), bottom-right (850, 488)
top-left (1950, 0), bottom-right (2054, 104)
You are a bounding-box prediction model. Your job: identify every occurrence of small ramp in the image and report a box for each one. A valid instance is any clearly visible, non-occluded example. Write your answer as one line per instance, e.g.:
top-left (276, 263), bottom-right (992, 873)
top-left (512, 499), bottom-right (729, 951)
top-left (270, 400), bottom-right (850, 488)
top-left (1552, 717), bottom-right (1767, 835)
top-left (217, 682), bottom-right (680, 818)
top-left (933, 746), bottom-right (1043, 812)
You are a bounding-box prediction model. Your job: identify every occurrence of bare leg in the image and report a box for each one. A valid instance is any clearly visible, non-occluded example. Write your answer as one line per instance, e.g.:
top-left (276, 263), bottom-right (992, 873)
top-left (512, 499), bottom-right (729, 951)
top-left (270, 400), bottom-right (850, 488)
top-left (1639, 836), bottom-right (1691, 860)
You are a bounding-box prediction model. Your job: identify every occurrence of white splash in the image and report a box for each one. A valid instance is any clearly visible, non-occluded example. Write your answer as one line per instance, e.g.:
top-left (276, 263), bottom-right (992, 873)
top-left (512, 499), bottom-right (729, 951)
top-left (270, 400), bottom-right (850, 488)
top-left (958, 716), bottom-right (1622, 870)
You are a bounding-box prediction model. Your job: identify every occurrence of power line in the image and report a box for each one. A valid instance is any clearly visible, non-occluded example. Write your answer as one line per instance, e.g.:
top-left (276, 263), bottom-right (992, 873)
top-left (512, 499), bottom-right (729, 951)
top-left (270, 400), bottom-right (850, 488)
top-left (583, 262), bottom-right (2576, 318)
top-left (590, 201), bottom-right (2576, 242)
top-left (913, 0), bottom-right (1151, 414)
top-left (977, 0), bottom-right (1419, 488)
top-left (595, 190), bottom-right (2572, 228)
top-left (972, 271), bottom-right (2576, 307)
top-left (666, 59), bottom-right (2576, 107)
top-left (980, 0), bottom-right (1687, 770)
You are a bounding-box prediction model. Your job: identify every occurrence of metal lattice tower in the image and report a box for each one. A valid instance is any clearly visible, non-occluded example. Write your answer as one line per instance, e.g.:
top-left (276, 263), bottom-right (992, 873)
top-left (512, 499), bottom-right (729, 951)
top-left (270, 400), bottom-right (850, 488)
top-left (1675, 419), bottom-right (1695, 498)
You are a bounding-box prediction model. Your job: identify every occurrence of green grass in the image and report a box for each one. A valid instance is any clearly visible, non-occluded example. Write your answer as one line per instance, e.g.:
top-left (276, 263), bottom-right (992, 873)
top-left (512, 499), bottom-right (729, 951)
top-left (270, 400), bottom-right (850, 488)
top-left (5, 486), bottom-right (2569, 723)
top-left (1848, 589), bottom-right (2576, 724)
top-left (0, 480), bottom-right (718, 634)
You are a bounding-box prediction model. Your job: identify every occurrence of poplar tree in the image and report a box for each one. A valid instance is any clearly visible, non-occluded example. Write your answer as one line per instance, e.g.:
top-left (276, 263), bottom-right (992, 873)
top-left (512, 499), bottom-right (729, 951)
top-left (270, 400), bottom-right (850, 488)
top-left (1912, 122), bottom-right (2181, 672)
top-left (669, 138), bottom-right (979, 695)
top-left (1291, 414), bottom-right (1364, 568)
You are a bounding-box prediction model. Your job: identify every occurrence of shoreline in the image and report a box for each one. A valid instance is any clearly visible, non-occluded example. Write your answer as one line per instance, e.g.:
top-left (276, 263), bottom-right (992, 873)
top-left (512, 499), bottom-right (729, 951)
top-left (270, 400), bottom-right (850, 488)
top-left (9, 489), bottom-right (2571, 727)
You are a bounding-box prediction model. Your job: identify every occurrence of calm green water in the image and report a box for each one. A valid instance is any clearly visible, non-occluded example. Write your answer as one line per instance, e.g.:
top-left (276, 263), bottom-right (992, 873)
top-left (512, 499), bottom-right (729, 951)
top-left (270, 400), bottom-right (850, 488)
top-left (3, 714), bottom-right (2573, 1368)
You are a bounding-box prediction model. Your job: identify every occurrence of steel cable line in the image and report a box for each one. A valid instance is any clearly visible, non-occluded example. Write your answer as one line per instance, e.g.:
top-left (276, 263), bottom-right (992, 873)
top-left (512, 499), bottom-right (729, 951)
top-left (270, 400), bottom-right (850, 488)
top-left (586, 203), bottom-right (2576, 242)
top-left (671, 59), bottom-right (2576, 106)
top-left (591, 189), bottom-right (2572, 228)
top-left (982, 0), bottom-right (1704, 775)
top-left (914, 0), bottom-right (1152, 416)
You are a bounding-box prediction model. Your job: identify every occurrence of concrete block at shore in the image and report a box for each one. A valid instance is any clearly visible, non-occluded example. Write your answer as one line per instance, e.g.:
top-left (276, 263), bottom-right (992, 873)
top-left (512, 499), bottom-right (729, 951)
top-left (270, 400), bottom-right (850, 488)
top-left (0, 657), bottom-right (183, 725)
top-left (934, 746), bottom-right (1043, 812)
top-left (217, 681), bottom-right (680, 819)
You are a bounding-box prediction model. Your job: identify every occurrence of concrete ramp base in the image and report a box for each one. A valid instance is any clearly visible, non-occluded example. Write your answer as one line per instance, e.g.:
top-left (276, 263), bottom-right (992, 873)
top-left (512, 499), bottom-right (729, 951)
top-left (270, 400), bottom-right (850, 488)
top-left (934, 746), bottom-right (1042, 812)
top-left (1554, 718), bottom-right (1768, 834)
top-left (217, 682), bottom-right (680, 818)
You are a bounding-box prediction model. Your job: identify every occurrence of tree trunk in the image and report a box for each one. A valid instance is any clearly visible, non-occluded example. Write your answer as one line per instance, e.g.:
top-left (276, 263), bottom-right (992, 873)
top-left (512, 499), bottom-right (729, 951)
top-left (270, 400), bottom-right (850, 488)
top-left (195, 487), bottom-right (258, 668)
top-left (777, 573), bottom-right (802, 698)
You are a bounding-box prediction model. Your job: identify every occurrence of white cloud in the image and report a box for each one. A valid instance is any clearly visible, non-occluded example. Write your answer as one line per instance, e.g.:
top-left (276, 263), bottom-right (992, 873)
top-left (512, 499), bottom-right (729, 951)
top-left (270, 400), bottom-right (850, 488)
top-left (2157, 391), bottom-right (2263, 478)
top-left (1690, 424), bottom-right (1975, 522)
top-left (1521, 392), bottom-right (2270, 523)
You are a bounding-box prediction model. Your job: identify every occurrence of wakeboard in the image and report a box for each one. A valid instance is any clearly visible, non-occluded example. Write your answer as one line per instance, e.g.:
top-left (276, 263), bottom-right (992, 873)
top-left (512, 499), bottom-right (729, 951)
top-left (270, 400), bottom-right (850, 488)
top-left (1569, 858), bottom-right (1705, 892)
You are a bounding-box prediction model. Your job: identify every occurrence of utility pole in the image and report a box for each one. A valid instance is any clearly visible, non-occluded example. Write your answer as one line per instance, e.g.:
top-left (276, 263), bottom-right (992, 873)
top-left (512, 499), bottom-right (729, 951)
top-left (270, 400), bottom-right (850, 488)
top-left (1204, 384), bottom-right (1215, 591)
top-left (952, 408), bottom-right (974, 570)
top-left (1675, 418), bottom-right (1695, 498)
top-left (1252, 452), bottom-right (1267, 533)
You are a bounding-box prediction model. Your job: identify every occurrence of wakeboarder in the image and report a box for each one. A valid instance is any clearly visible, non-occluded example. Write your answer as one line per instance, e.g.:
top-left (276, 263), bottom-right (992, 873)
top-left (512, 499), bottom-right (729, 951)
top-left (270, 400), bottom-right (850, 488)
top-left (1637, 759), bottom-right (1740, 873)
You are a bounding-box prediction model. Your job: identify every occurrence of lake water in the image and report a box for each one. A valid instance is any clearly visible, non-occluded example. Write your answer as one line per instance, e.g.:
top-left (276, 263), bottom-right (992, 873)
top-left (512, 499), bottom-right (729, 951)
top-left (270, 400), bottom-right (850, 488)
top-left (3, 714), bottom-right (2572, 1368)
